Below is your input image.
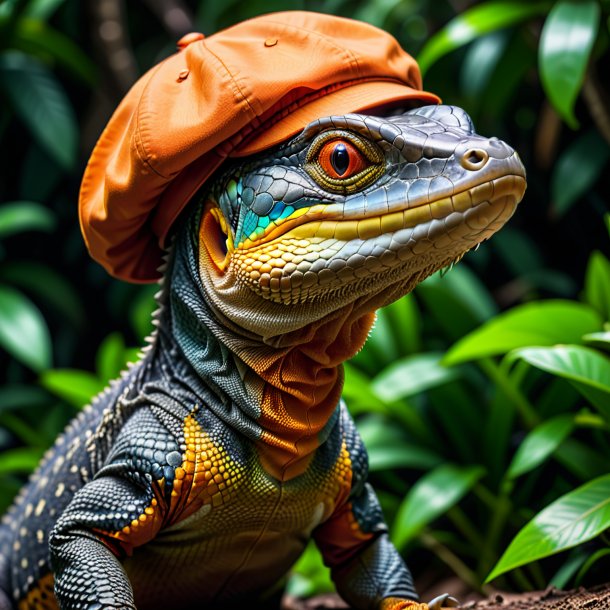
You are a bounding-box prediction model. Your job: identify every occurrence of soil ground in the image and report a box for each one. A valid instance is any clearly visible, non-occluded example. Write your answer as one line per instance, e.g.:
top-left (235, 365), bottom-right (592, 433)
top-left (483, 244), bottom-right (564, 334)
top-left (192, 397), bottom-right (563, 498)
top-left (282, 583), bottom-right (610, 609)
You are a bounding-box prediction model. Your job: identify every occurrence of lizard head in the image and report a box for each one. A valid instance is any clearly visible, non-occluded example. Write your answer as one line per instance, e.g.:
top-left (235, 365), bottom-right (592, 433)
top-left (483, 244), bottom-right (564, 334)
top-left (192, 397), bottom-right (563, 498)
top-left (193, 105), bottom-right (525, 332)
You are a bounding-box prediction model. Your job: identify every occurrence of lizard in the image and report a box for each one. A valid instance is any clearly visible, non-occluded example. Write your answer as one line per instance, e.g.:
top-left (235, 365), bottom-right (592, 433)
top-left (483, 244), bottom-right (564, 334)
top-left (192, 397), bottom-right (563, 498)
top-left (0, 12), bottom-right (526, 610)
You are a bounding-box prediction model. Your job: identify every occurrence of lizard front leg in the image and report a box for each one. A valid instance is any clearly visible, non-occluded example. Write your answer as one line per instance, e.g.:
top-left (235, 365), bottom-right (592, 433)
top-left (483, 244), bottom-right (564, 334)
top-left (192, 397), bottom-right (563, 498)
top-left (49, 474), bottom-right (164, 609)
top-left (314, 471), bottom-right (457, 610)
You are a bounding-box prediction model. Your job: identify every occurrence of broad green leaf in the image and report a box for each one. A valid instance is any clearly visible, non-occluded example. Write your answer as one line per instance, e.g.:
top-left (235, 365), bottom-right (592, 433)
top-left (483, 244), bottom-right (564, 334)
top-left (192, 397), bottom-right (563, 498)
top-left (372, 352), bottom-right (458, 401)
top-left (550, 549), bottom-right (589, 589)
top-left (477, 28), bottom-right (536, 122)
top-left (361, 307), bottom-right (405, 372)
top-left (507, 414), bottom-right (575, 479)
top-left (444, 301), bottom-right (601, 366)
top-left (418, 1), bottom-right (550, 73)
top-left (40, 369), bottom-right (104, 408)
top-left (575, 548), bottom-right (610, 585)
top-left (583, 332), bottom-right (610, 351)
top-left (287, 542), bottom-right (333, 598)
top-left (12, 18), bottom-right (98, 86)
top-left (368, 445), bottom-right (442, 472)
top-left (493, 227), bottom-right (543, 276)
top-left (0, 384), bottom-right (49, 413)
top-left (416, 265), bottom-right (497, 341)
top-left (584, 251), bottom-right (610, 321)
top-left (357, 415), bottom-right (442, 472)
top-left (0, 261), bottom-right (84, 327)
top-left (129, 284), bottom-right (158, 343)
top-left (555, 438), bottom-right (609, 481)
top-left (0, 201), bottom-right (55, 239)
top-left (0, 51), bottom-right (77, 170)
top-left (343, 362), bottom-right (386, 416)
top-left (0, 284), bottom-right (51, 371)
top-left (24, 0), bottom-right (67, 21)
top-left (19, 144), bottom-right (62, 201)
top-left (460, 31), bottom-right (510, 100)
top-left (393, 464), bottom-right (484, 549)
top-left (539, 0), bottom-right (600, 128)
top-left (551, 132), bottom-right (610, 217)
top-left (511, 345), bottom-right (610, 420)
top-left (487, 474), bottom-right (610, 581)
top-left (0, 447), bottom-right (44, 476)
top-left (353, 0), bottom-right (404, 28)
top-left (382, 293), bottom-right (421, 356)
top-left (96, 333), bottom-right (129, 383)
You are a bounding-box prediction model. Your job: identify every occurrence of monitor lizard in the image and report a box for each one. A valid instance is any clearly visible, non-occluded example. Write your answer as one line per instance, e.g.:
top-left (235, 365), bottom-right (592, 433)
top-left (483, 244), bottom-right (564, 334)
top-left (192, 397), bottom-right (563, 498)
top-left (0, 105), bottom-right (526, 610)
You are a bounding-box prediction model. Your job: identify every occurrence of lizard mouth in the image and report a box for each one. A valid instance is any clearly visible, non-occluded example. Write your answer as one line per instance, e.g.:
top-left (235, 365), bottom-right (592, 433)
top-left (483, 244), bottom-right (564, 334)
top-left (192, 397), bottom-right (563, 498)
top-left (228, 172), bottom-right (526, 304)
top-left (270, 174), bottom-right (525, 243)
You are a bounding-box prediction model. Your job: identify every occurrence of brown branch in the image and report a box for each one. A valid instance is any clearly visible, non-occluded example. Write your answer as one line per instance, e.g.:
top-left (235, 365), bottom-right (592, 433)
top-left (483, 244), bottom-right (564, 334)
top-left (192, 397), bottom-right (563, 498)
top-left (88, 0), bottom-right (139, 100)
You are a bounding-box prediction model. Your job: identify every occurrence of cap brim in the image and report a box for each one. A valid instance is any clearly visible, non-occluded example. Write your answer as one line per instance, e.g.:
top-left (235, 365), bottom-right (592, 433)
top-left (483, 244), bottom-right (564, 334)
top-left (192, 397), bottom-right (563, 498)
top-left (232, 80), bottom-right (441, 157)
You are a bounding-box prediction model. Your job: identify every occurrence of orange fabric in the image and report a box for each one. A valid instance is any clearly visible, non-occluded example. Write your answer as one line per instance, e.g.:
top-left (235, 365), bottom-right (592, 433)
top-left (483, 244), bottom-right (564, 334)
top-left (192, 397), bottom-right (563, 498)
top-left (79, 11), bottom-right (440, 282)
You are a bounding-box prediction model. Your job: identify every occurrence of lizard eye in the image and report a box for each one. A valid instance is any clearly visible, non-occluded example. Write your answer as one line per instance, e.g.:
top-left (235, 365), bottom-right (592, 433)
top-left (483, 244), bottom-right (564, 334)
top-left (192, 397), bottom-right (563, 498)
top-left (305, 130), bottom-right (384, 194)
top-left (318, 140), bottom-right (367, 179)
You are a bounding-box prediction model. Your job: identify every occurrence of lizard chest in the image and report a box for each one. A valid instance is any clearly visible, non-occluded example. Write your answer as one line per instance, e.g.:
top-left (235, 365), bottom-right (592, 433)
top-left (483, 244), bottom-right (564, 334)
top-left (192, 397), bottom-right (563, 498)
top-left (121, 410), bottom-right (353, 607)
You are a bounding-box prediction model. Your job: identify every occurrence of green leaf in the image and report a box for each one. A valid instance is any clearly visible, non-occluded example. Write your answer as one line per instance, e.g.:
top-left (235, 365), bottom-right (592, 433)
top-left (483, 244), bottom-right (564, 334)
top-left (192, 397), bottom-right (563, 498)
top-left (0, 51), bottom-right (77, 170)
top-left (551, 131), bottom-right (610, 217)
top-left (129, 284), bottom-right (158, 343)
top-left (0, 284), bottom-right (51, 371)
top-left (584, 251), bottom-right (610, 321)
top-left (460, 31), bottom-right (510, 100)
top-left (506, 414), bottom-right (575, 479)
top-left (539, 0), bottom-right (600, 128)
top-left (416, 265), bottom-right (497, 341)
top-left (583, 331), bottom-right (610, 351)
top-left (12, 18), bottom-right (98, 86)
top-left (0, 261), bottom-right (84, 327)
top-left (444, 301), bottom-right (601, 366)
top-left (381, 293), bottom-right (421, 356)
top-left (418, 1), bottom-right (550, 73)
top-left (555, 438), bottom-right (609, 480)
top-left (96, 333), bottom-right (131, 383)
top-left (487, 474), bottom-right (610, 581)
top-left (40, 369), bottom-right (104, 408)
top-left (343, 362), bottom-right (386, 416)
top-left (357, 416), bottom-right (442, 472)
top-left (24, 0), bottom-right (67, 21)
top-left (393, 464), bottom-right (484, 549)
top-left (511, 345), bottom-right (610, 420)
top-left (0, 201), bottom-right (55, 239)
top-left (0, 384), bottom-right (49, 413)
top-left (372, 352), bottom-right (458, 401)
top-left (0, 447), bottom-right (44, 476)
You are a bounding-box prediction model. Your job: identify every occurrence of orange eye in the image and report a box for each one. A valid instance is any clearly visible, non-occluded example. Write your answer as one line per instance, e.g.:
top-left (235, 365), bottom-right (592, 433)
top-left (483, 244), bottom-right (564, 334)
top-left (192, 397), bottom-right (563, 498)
top-left (317, 140), bottom-right (369, 179)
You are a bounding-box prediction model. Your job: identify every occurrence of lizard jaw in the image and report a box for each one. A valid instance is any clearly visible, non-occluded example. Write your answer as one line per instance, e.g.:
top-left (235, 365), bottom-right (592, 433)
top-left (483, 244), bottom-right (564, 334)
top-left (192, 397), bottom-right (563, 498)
top-left (228, 173), bottom-right (525, 305)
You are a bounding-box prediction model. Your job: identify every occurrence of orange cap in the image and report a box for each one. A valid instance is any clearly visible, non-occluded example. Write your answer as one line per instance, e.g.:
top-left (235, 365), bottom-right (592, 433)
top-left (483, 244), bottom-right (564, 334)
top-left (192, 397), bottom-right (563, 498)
top-left (79, 11), bottom-right (440, 282)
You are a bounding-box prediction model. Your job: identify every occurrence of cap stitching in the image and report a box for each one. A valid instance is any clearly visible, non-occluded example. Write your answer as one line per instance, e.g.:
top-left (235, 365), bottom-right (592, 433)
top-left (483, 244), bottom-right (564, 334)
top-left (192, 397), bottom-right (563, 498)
top-left (204, 42), bottom-right (258, 120)
top-left (134, 60), bottom-right (171, 180)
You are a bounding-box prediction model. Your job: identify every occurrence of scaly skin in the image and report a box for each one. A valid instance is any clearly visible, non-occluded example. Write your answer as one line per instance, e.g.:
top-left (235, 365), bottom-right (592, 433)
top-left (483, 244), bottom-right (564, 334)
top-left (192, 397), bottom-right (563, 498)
top-left (0, 105), bottom-right (525, 610)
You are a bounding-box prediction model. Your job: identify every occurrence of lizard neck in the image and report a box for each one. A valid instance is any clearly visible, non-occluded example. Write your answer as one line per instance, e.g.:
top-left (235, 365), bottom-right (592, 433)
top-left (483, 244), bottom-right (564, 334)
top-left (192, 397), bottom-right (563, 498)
top-left (164, 223), bottom-right (376, 481)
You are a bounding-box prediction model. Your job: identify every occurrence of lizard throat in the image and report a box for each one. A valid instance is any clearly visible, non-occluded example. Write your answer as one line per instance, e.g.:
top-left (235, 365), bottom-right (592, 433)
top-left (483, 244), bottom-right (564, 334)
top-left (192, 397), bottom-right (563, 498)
top-left (166, 215), bottom-right (379, 481)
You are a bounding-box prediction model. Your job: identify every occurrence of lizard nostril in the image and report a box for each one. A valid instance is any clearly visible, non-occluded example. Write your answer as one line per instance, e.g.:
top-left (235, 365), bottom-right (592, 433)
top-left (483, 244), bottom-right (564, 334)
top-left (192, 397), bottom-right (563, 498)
top-left (461, 148), bottom-right (489, 171)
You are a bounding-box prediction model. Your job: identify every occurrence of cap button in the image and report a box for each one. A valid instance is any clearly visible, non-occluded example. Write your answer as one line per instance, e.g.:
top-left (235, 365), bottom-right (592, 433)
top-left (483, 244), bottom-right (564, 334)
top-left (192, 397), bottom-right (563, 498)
top-left (177, 32), bottom-right (205, 51)
top-left (264, 38), bottom-right (278, 47)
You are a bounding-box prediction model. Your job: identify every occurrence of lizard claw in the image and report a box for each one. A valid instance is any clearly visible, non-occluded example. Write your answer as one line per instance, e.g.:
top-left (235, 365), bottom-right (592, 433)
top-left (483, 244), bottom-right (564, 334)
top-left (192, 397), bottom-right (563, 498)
top-left (427, 593), bottom-right (460, 609)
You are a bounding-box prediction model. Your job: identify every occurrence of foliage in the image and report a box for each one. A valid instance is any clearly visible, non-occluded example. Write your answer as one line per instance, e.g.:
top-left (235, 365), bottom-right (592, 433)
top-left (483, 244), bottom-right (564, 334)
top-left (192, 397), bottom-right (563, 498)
top-left (1, 0), bottom-right (609, 600)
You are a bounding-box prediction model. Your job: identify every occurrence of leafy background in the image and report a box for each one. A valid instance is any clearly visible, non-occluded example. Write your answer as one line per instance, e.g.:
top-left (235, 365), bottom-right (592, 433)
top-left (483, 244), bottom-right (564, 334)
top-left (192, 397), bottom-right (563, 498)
top-left (1, 0), bottom-right (609, 601)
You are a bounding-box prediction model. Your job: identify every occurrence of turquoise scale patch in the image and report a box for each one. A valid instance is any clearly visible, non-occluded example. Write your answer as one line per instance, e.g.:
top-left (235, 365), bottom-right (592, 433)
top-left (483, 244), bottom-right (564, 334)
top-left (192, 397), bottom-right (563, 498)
top-left (269, 202), bottom-right (285, 221)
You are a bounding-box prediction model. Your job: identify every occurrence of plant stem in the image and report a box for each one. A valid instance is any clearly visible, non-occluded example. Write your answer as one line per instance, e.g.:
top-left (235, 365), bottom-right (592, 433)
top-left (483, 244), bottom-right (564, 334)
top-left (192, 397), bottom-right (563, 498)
top-left (420, 530), bottom-right (490, 595)
top-left (447, 505), bottom-right (486, 550)
top-left (479, 358), bottom-right (539, 428)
